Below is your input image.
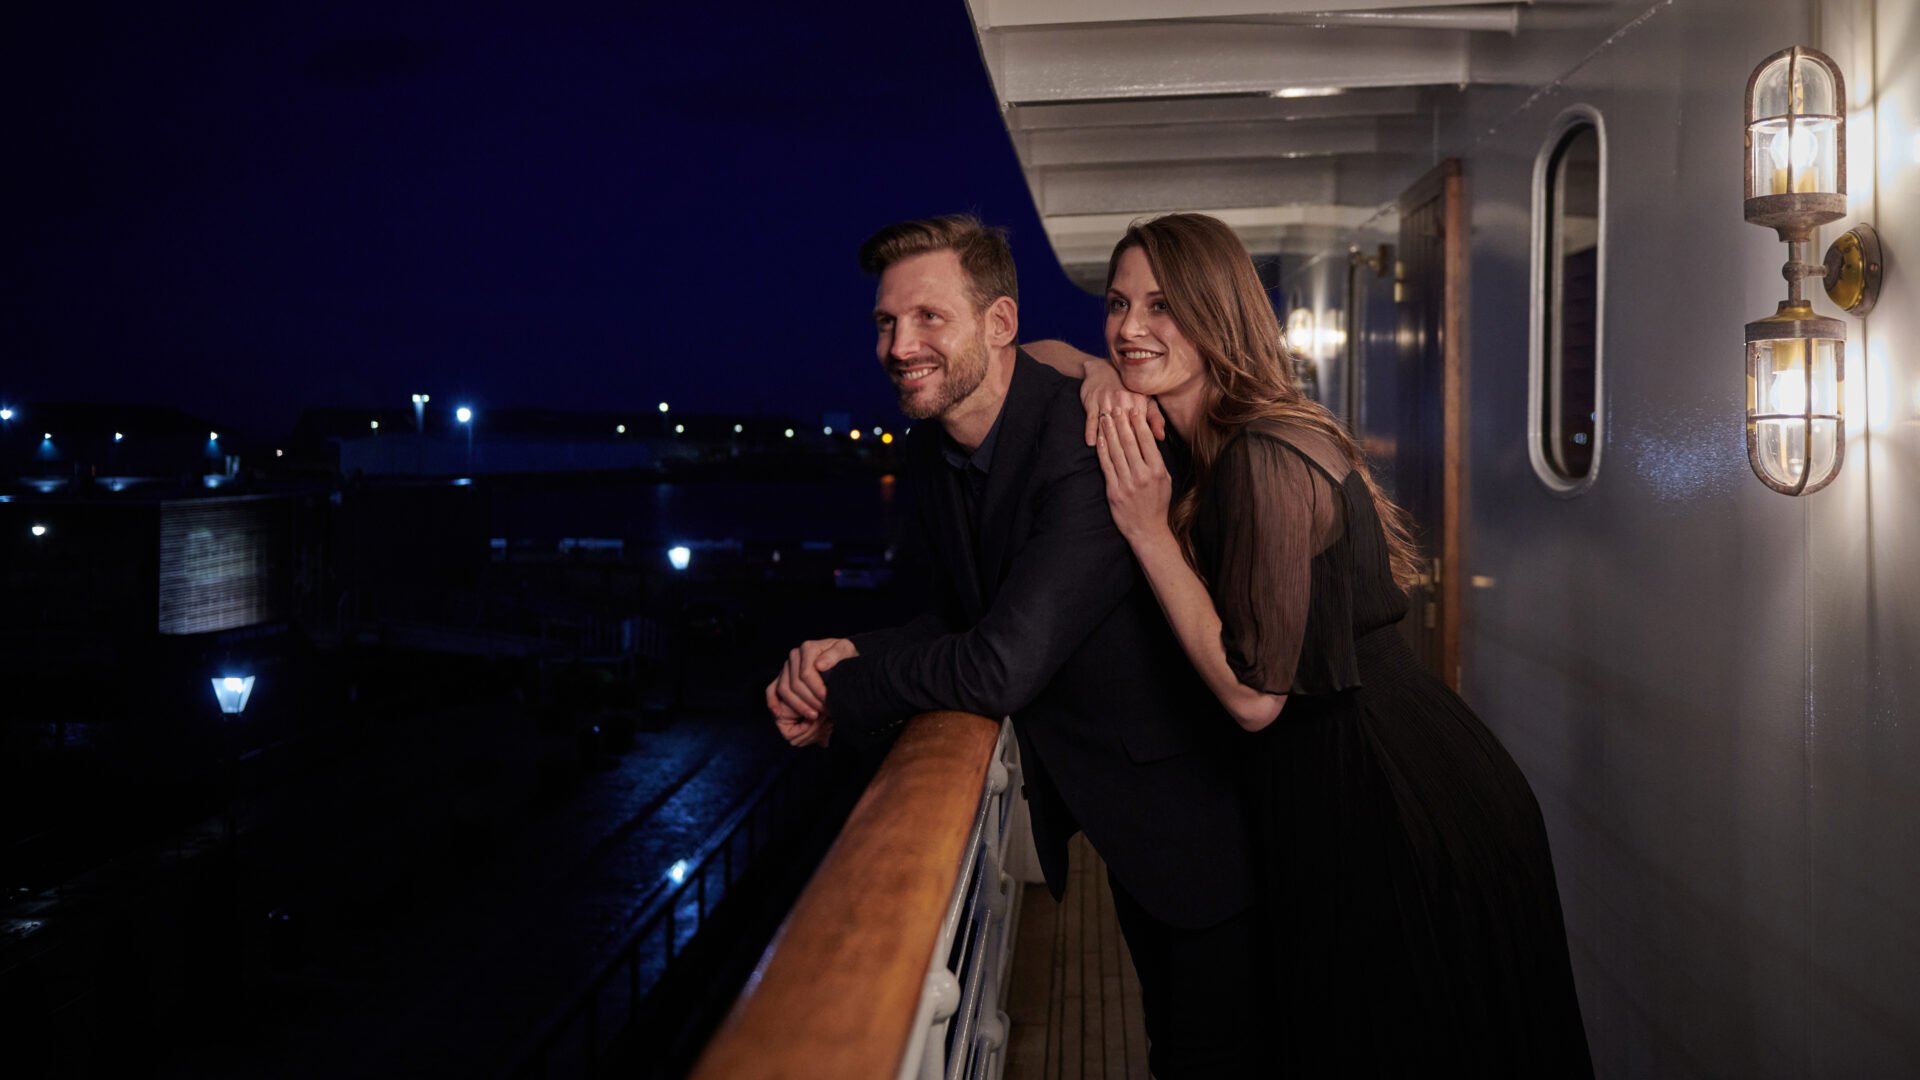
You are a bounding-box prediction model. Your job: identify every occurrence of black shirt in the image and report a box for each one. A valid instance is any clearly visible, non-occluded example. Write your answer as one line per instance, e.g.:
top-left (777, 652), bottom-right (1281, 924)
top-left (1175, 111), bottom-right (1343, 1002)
top-left (940, 409), bottom-right (1003, 537)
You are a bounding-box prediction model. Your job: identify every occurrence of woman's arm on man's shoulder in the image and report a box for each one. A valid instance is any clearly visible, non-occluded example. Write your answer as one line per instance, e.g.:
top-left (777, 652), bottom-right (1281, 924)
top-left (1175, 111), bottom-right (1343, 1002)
top-left (1023, 338), bottom-right (1103, 377)
top-left (1026, 340), bottom-right (1168, 446)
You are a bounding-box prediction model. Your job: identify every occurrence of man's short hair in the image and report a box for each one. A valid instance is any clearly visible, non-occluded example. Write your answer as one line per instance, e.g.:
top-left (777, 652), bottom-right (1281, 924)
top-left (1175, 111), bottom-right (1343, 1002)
top-left (857, 214), bottom-right (1019, 313)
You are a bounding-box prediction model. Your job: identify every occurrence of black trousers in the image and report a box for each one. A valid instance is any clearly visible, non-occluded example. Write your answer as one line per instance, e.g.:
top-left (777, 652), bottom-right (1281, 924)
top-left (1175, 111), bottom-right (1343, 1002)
top-left (1107, 868), bottom-right (1262, 1079)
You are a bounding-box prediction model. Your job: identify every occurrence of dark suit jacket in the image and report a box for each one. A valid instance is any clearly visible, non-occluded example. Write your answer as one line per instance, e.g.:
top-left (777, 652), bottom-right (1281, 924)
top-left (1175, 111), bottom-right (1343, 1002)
top-left (825, 352), bottom-right (1254, 929)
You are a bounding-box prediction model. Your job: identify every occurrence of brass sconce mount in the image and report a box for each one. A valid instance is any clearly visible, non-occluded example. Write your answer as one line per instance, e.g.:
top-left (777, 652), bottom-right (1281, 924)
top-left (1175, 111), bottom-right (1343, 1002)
top-left (1821, 223), bottom-right (1882, 316)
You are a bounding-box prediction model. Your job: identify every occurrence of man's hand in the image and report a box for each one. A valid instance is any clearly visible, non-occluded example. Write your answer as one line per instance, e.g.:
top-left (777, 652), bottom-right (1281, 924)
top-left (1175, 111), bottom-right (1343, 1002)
top-left (765, 637), bottom-right (859, 745)
top-left (769, 690), bottom-right (834, 747)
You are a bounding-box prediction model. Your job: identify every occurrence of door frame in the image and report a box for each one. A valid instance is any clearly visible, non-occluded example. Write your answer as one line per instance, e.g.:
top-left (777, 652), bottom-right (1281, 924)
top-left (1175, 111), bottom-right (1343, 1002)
top-left (1395, 158), bottom-right (1468, 689)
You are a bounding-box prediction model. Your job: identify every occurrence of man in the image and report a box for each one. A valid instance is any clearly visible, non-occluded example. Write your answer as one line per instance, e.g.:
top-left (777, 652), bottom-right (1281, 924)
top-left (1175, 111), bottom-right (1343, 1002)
top-left (766, 215), bottom-right (1257, 1077)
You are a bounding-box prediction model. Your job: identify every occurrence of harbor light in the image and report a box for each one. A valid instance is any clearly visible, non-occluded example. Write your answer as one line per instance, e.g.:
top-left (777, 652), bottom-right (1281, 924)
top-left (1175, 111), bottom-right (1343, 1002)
top-left (411, 393), bottom-right (430, 404)
top-left (734, 424), bottom-right (743, 433)
top-left (850, 429), bottom-right (861, 440)
top-left (667, 545), bottom-right (692, 571)
top-left (209, 431), bottom-right (219, 442)
top-left (114, 432), bottom-right (124, 442)
top-left (674, 424), bottom-right (685, 434)
top-left (457, 407), bottom-right (472, 424)
top-left (658, 402), bottom-right (669, 413)
top-left (276, 449), bottom-right (284, 457)
top-left (0, 407), bottom-right (11, 420)
top-left (823, 426), bottom-right (833, 436)
top-left (616, 423), bottom-right (627, 434)
top-left (872, 427), bottom-right (882, 436)
top-left (666, 859), bottom-right (690, 885)
top-left (31, 525), bottom-right (48, 537)
top-left (211, 675), bottom-right (256, 716)
top-left (370, 420), bottom-right (380, 430)
top-left (882, 433), bottom-right (894, 445)
top-left (784, 428), bottom-right (795, 438)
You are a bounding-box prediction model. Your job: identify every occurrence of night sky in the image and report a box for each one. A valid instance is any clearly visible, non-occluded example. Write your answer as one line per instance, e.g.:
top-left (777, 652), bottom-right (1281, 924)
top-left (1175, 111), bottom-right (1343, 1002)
top-left (2, 2), bottom-right (1105, 440)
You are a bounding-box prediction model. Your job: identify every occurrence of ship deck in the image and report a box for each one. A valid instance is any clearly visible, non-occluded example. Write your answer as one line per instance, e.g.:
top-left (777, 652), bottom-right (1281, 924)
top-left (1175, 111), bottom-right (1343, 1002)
top-left (1006, 834), bottom-right (1151, 1080)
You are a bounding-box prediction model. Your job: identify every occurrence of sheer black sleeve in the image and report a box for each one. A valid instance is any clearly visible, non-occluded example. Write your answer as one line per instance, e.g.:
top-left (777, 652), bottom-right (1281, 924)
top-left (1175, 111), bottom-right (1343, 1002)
top-left (1207, 429), bottom-right (1347, 696)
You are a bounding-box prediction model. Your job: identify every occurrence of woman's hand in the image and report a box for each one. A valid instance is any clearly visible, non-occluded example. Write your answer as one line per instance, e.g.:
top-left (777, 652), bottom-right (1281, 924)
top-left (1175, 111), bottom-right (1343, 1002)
top-left (1095, 410), bottom-right (1174, 547)
top-left (1080, 359), bottom-right (1166, 447)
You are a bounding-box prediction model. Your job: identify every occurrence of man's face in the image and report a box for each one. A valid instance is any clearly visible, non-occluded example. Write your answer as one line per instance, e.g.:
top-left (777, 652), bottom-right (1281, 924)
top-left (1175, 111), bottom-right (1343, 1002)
top-left (873, 250), bottom-right (992, 421)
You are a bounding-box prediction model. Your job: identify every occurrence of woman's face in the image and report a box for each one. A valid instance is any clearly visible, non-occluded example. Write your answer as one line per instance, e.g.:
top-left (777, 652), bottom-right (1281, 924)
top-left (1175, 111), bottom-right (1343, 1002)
top-left (1106, 245), bottom-right (1206, 401)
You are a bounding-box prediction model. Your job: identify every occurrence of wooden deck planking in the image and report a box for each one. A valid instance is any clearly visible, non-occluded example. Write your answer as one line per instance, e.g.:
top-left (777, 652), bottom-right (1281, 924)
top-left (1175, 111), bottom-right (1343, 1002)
top-left (1005, 834), bottom-right (1151, 1080)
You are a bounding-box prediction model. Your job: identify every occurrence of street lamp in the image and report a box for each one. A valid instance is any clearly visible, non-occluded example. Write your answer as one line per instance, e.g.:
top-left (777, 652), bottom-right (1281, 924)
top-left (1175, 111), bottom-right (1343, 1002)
top-left (210, 675), bottom-right (255, 843)
top-left (211, 675), bottom-right (256, 716)
top-left (412, 393), bottom-right (430, 432)
top-left (665, 546), bottom-right (692, 710)
top-left (456, 406), bottom-right (474, 471)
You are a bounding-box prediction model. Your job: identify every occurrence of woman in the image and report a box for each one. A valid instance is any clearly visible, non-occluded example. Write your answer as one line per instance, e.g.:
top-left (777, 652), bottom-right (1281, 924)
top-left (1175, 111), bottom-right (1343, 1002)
top-left (1051, 213), bottom-right (1591, 1075)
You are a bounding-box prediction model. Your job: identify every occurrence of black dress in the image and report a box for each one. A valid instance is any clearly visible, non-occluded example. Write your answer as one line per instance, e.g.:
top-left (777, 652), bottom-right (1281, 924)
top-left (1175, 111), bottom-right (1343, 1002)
top-left (1186, 419), bottom-right (1593, 1077)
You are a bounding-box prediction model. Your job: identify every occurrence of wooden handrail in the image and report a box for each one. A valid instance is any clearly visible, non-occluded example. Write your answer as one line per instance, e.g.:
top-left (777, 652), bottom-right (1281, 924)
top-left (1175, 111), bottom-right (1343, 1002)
top-left (689, 710), bottom-right (1002, 1079)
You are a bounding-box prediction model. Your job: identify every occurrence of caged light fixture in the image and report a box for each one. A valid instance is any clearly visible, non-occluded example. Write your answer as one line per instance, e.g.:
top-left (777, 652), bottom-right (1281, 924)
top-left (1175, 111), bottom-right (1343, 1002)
top-left (1742, 46), bottom-right (1882, 496)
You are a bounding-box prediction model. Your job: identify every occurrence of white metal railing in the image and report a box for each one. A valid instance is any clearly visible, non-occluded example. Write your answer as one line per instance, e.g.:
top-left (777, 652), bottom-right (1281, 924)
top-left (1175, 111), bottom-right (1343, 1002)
top-left (897, 720), bottom-right (1025, 1080)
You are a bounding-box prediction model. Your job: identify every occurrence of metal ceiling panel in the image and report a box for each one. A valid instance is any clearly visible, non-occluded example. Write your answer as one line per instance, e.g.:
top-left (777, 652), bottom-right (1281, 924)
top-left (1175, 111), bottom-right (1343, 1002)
top-left (1017, 115), bottom-right (1430, 166)
top-left (974, 0), bottom-right (1509, 29)
top-left (1005, 88), bottom-right (1425, 130)
top-left (993, 23), bottom-right (1473, 103)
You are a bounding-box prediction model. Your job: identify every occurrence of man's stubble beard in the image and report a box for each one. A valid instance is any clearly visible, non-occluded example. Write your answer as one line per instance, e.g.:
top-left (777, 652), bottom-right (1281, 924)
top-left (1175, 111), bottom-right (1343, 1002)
top-left (897, 327), bottom-right (991, 421)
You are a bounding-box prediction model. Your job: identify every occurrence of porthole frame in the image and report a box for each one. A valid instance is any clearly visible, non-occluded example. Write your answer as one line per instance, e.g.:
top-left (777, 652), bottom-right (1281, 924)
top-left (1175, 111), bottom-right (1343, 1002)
top-left (1528, 104), bottom-right (1609, 496)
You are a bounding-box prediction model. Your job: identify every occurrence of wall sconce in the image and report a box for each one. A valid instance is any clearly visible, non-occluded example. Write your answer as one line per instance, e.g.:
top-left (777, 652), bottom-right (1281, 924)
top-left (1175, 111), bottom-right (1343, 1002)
top-left (1742, 45), bottom-right (1881, 495)
top-left (1285, 306), bottom-right (1316, 357)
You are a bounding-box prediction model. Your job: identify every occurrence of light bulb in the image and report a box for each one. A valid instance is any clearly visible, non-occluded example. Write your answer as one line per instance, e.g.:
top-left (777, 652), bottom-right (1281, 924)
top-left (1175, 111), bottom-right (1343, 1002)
top-left (1770, 368), bottom-right (1809, 415)
top-left (1768, 125), bottom-right (1819, 171)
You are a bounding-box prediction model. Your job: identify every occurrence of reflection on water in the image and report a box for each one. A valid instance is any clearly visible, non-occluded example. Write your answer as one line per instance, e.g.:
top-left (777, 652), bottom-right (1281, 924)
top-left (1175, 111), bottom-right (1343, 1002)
top-left (487, 477), bottom-right (909, 548)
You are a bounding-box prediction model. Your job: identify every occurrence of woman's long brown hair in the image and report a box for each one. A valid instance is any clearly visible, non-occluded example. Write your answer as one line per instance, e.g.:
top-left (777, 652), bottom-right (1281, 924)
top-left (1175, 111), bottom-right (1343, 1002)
top-left (1106, 213), bottom-right (1423, 592)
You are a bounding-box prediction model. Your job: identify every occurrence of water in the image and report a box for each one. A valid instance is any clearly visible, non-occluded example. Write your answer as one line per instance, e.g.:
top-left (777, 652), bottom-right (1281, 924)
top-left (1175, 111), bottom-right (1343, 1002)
top-left (485, 476), bottom-right (909, 550)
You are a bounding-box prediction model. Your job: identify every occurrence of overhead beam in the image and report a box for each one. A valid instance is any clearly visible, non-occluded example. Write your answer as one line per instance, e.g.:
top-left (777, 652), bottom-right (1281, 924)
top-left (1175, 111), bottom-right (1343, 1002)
top-left (975, 0), bottom-right (1508, 29)
top-left (1044, 205), bottom-right (1384, 265)
top-left (1006, 87), bottom-right (1425, 130)
top-left (1017, 116), bottom-right (1431, 167)
top-left (989, 24), bottom-right (1471, 103)
top-left (1029, 155), bottom-right (1423, 217)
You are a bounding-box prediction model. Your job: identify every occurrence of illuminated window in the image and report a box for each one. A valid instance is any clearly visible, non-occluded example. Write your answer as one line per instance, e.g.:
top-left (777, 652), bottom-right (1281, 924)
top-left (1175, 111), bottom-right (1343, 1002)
top-left (1530, 108), bottom-right (1606, 493)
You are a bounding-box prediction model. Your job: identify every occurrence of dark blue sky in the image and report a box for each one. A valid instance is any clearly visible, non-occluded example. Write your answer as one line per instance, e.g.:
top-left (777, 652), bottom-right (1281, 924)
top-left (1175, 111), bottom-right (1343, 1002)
top-left (2, 2), bottom-right (1104, 439)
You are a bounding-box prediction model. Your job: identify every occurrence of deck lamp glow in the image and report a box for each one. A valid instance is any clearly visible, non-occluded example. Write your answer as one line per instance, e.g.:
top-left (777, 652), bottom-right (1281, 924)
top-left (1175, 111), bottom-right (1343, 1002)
top-left (211, 675), bottom-right (255, 715)
top-left (1742, 46), bottom-right (1881, 496)
top-left (1284, 307), bottom-right (1315, 357)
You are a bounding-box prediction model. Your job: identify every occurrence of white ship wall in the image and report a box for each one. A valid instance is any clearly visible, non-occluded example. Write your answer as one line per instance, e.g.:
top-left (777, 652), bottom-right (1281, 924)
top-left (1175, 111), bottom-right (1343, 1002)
top-left (1285, 1), bottom-right (1920, 1074)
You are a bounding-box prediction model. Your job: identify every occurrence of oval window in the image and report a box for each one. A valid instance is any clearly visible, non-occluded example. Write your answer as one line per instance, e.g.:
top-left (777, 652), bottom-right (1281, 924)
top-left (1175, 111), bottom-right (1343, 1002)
top-left (1531, 110), bottom-right (1605, 492)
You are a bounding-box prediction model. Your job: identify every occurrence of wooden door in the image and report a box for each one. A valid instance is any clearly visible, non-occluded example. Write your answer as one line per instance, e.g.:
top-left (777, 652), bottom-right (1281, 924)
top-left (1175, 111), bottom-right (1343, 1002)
top-left (1393, 160), bottom-right (1466, 689)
